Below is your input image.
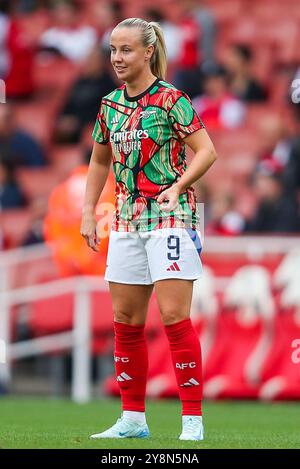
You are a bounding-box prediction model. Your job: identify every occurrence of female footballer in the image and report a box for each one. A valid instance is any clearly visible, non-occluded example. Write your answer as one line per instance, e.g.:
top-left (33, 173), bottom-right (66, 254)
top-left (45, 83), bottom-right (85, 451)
top-left (80, 17), bottom-right (217, 441)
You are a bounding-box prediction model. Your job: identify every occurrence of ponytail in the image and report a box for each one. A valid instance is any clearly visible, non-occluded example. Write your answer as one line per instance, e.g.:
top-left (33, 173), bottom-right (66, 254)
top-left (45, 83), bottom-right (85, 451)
top-left (148, 21), bottom-right (167, 80)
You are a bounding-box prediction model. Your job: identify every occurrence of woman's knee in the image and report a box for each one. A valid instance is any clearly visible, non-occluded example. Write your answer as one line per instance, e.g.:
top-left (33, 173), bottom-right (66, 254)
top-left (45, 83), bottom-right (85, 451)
top-left (113, 307), bottom-right (145, 325)
top-left (159, 308), bottom-right (189, 326)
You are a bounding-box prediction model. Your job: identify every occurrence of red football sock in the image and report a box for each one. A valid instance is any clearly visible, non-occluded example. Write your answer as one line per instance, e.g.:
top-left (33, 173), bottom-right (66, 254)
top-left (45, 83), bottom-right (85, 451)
top-left (164, 318), bottom-right (203, 416)
top-left (114, 321), bottom-right (148, 412)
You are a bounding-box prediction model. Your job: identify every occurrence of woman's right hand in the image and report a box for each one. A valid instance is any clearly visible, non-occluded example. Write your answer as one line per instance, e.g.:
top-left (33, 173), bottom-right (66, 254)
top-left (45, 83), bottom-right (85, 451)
top-left (80, 213), bottom-right (100, 252)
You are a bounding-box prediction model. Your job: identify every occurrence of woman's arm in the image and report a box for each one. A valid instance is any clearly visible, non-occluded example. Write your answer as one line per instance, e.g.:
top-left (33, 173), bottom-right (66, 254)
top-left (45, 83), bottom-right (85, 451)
top-left (80, 141), bottom-right (112, 251)
top-left (157, 129), bottom-right (217, 211)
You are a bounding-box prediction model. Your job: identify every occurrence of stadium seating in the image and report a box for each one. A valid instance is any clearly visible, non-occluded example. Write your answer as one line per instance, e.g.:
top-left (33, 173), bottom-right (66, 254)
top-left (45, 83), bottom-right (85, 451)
top-left (259, 309), bottom-right (300, 399)
top-left (49, 145), bottom-right (83, 177)
top-left (16, 168), bottom-right (62, 200)
top-left (0, 209), bottom-right (32, 248)
top-left (28, 291), bottom-right (114, 354)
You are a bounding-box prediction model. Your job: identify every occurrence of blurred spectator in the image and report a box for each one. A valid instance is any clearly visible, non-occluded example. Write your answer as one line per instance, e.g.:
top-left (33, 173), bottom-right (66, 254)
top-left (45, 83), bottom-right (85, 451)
top-left (284, 104), bottom-right (300, 206)
top-left (0, 1), bottom-right (36, 99)
top-left (257, 114), bottom-right (300, 202)
top-left (0, 228), bottom-right (6, 249)
top-left (15, 0), bottom-right (49, 13)
top-left (257, 115), bottom-right (290, 168)
top-left (53, 46), bottom-right (116, 144)
top-left (224, 44), bottom-right (268, 103)
top-left (22, 197), bottom-right (48, 245)
top-left (144, 8), bottom-right (181, 68)
top-left (0, 155), bottom-right (27, 210)
top-left (290, 66), bottom-right (300, 105)
top-left (0, 4), bottom-right (10, 79)
top-left (286, 130), bottom-right (300, 205)
top-left (206, 191), bottom-right (245, 236)
top-left (39, 0), bottom-right (97, 62)
top-left (193, 63), bottom-right (245, 130)
top-left (91, 1), bottom-right (123, 56)
top-left (0, 103), bottom-right (47, 167)
top-left (245, 160), bottom-right (300, 233)
top-left (184, 0), bottom-right (216, 66)
top-left (163, 0), bottom-right (201, 99)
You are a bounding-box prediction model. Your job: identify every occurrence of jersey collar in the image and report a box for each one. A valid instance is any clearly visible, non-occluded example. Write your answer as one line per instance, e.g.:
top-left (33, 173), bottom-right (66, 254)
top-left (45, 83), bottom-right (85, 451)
top-left (124, 77), bottom-right (160, 102)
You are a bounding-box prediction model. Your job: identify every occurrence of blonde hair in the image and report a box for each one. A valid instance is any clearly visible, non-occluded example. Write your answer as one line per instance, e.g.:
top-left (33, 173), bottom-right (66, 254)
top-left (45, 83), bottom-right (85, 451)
top-left (113, 18), bottom-right (167, 80)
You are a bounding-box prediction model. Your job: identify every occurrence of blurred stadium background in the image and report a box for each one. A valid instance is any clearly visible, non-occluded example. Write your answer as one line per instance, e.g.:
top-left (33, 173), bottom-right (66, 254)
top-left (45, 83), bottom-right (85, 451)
top-left (0, 0), bottom-right (300, 448)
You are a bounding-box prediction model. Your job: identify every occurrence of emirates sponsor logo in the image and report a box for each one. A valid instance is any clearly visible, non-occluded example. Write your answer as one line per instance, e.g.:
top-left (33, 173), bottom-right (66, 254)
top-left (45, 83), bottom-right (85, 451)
top-left (110, 129), bottom-right (149, 153)
top-left (110, 129), bottom-right (149, 144)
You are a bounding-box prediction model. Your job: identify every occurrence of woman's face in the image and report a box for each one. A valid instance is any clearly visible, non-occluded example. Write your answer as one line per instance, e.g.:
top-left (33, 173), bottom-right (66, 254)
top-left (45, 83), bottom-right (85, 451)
top-left (110, 27), bottom-right (153, 82)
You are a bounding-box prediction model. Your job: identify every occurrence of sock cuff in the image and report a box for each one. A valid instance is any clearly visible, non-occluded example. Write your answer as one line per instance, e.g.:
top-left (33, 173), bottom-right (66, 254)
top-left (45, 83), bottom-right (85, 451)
top-left (114, 321), bottom-right (145, 333)
top-left (182, 400), bottom-right (202, 416)
top-left (114, 321), bottom-right (146, 347)
top-left (164, 317), bottom-right (192, 336)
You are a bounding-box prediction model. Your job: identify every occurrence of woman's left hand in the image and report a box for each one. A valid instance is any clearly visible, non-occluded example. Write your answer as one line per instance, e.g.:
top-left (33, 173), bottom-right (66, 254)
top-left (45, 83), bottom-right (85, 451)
top-left (157, 184), bottom-right (181, 213)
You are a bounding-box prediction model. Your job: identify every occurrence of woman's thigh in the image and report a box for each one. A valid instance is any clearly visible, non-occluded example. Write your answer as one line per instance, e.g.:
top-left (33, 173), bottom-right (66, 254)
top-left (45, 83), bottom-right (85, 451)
top-left (154, 279), bottom-right (194, 325)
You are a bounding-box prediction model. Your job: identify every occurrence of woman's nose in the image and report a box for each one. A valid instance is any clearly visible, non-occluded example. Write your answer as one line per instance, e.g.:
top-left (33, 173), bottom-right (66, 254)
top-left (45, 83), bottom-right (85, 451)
top-left (114, 51), bottom-right (122, 62)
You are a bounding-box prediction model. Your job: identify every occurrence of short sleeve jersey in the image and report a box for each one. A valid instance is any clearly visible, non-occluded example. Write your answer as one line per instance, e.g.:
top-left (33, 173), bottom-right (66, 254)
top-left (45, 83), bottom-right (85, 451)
top-left (92, 78), bottom-right (204, 231)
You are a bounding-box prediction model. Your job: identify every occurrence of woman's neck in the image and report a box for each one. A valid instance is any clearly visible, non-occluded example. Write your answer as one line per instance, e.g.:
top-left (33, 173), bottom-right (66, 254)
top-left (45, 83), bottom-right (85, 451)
top-left (125, 73), bottom-right (157, 98)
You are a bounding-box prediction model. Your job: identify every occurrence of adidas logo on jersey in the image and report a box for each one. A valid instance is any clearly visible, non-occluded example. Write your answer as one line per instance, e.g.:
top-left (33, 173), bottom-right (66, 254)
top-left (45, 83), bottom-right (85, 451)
top-left (140, 110), bottom-right (156, 119)
top-left (111, 115), bottom-right (120, 125)
top-left (117, 372), bottom-right (132, 382)
top-left (167, 262), bottom-right (180, 271)
top-left (180, 378), bottom-right (200, 387)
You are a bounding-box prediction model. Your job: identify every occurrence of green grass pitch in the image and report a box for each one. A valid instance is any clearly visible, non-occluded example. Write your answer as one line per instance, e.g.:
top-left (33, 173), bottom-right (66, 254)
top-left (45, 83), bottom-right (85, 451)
top-left (0, 397), bottom-right (299, 449)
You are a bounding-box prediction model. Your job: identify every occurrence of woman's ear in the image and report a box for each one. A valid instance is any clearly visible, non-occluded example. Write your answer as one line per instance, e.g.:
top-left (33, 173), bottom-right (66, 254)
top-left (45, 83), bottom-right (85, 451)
top-left (145, 44), bottom-right (154, 61)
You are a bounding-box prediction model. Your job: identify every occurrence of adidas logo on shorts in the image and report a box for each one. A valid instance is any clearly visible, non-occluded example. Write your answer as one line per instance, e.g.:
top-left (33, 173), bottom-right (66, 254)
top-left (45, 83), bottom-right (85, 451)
top-left (166, 262), bottom-right (180, 271)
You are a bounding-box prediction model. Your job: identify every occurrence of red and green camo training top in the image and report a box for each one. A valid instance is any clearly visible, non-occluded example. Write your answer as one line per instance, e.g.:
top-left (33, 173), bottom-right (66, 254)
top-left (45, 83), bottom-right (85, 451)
top-left (92, 77), bottom-right (204, 232)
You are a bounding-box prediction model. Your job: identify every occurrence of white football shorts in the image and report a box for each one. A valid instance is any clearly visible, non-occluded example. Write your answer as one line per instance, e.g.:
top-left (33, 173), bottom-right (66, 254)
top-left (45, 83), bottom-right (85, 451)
top-left (104, 228), bottom-right (203, 285)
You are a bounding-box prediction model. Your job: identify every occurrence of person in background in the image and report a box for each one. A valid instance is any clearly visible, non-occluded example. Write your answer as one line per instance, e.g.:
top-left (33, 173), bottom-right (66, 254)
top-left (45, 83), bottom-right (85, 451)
top-left (144, 8), bottom-right (182, 77)
top-left (184, 0), bottom-right (217, 67)
top-left (0, 0), bottom-right (36, 100)
top-left (0, 2), bottom-right (10, 79)
top-left (245, 159), bottom-right (300, 233)
top-left (284, 104), bottom-right (300, 205)
top-left (39, 0), bottom-right (97, 62)
top-left (193, 63), bottom-right (245, 130)
top-left (91, 1), bottom-right (124, 56)
top-left (257, 115), bottom-right (290, 168)
top-left (53, 46), bottom-right (116, 144)
top-left (162, 0), bottom-right (202, 99)
top-left (0, 155), bottom-right (26, 210)
top-left (256, 113), bottom-right (300, 203)
top-left (223, 44), bottom-right (268, 103)
top-left (206, 190), bottom-right (245, 236)
top-left (0, 103), bottom-right (46, 167)
top-left (22, 197), bottom-right (48, 246)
